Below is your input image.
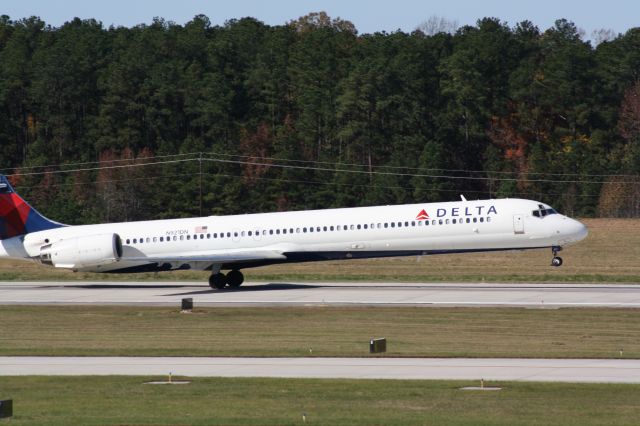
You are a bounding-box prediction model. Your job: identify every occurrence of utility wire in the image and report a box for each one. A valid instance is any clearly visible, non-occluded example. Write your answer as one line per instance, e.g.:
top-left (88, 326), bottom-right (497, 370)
top-left (6, 154), bottom-right (639, 184)
top-left (3, 150), bottom-right (639, 179)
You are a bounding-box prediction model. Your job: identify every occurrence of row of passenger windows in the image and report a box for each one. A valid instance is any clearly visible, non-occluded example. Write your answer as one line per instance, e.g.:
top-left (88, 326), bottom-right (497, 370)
top-left (125, 216), bottom-right (492, 245)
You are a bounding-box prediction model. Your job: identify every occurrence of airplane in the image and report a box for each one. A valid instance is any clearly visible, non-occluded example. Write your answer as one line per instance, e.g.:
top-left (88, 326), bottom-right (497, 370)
top-left (0, 175), bottom-right (588, 289)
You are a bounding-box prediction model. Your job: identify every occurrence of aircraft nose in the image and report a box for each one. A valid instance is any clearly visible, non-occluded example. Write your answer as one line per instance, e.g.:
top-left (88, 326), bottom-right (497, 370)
top-left (566, 218), bottom-right (588, 243)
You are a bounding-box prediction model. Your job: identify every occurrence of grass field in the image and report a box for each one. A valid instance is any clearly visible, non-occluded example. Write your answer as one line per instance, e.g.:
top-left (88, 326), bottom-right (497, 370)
top-left (0, 218), bottom-right (638, 283)
top-left (1, 376), bottom-right (640, 425)
top-left (2, 305), bottom-right (640, 358)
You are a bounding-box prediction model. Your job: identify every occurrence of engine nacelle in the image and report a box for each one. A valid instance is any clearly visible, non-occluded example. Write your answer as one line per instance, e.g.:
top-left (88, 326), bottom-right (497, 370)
top-left (39, 233), bottom-right (123, 269)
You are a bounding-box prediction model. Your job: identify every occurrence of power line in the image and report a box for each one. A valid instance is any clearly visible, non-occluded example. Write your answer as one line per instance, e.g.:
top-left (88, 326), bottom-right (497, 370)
top-left (16, 168), bottom-right (631, 200)
top-left (201, 157), bottom-right (640, 185)
top-left (6, 154), bottom-right (639, 185)
top-left (204, 151), bottom-right (640, 178)
top-left (3, 150), bottom-right (639, 179)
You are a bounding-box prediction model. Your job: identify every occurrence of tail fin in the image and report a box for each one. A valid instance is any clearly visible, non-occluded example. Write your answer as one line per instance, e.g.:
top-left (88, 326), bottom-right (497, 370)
top-left (0, 175), bottom-right (64, 239)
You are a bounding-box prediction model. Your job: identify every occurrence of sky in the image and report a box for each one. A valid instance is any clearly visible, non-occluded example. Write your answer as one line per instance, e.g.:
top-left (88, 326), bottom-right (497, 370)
top-left (2, 0), bottom-right (639, 38)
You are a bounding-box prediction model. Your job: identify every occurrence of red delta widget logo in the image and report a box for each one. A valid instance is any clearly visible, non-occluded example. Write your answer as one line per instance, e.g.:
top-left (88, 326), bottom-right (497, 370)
top-left (416, 209), bottom-right (429, 220)
top-left (416, 205), bottom-right (498, 220)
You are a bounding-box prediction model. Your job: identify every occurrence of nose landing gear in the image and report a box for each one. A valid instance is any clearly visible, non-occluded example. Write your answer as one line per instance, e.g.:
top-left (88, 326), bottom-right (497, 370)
top-left (551, 246), bottom-right (563, 267)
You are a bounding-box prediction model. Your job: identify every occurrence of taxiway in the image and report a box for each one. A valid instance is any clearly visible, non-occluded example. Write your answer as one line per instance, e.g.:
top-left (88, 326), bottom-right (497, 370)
top-left (1, 356), bottom-right (639, 383)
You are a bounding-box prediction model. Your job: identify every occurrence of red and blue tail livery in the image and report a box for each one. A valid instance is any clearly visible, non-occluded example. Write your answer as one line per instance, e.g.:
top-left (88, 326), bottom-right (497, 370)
top-left (0, 176), bottom-right (64, 240)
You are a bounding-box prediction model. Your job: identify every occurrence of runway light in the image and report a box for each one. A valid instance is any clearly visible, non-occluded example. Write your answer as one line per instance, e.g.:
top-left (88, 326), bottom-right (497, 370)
top-left (0, 400), bottom-right (12, 419)
top-left (181, 298), bottom-right (193, 312)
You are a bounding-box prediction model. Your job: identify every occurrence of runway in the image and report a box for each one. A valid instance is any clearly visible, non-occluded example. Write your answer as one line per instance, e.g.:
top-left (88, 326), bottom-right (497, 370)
top-left (1, 281), bottom-right (640, 307)
top-left (2, 356), bottom-right (640, 383)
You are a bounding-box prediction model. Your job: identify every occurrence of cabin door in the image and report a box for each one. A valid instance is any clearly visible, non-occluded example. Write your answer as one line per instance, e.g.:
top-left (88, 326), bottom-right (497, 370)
top-left (513, 214), bottom-right (525, 234)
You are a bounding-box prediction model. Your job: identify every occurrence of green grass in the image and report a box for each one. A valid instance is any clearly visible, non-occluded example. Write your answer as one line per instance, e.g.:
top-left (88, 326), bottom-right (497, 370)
top-left (0, 218), bottom-right (639, 283)
top-left (1, 376), bottom-right (640, 425)
top-left (2, 306), bottom-right (640, 358)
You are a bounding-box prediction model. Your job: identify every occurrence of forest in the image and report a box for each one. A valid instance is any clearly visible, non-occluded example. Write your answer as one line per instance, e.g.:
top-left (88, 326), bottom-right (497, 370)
top-left (0, 12), bottom-right (639, 224)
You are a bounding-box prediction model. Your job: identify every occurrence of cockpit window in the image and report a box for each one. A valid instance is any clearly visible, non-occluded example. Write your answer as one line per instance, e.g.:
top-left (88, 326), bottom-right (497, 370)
top-left (532, 204), bottom-right (557, 218)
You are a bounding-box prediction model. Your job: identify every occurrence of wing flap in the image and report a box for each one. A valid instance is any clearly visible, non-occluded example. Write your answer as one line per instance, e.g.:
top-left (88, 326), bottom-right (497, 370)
top-left (122, 250), bottom-right (287, 265)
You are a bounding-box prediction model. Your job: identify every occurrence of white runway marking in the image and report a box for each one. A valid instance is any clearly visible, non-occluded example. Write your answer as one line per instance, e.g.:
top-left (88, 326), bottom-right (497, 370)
top-left (1, 356), bottom-right (640, 383)
top-left (1, 281), bottom-right (640, 307)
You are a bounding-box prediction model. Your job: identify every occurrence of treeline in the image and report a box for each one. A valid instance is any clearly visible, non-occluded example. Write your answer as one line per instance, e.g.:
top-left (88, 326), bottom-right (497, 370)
top-left (0, 13), bottom-right (639, 224)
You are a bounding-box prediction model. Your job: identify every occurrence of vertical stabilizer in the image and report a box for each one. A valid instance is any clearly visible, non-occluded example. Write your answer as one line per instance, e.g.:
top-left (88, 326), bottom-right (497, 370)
top-left (0, 176), bottom-right (64, 239)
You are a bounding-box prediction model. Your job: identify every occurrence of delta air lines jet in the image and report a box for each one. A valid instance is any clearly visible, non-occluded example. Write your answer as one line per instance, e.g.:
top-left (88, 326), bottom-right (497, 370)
top-left (0, 175), bottom-right (588, 289)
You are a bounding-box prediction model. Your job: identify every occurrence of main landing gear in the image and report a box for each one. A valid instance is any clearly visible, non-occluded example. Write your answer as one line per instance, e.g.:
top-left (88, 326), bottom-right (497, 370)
top-left (208, 270), bottom-right (244, 290)
top-left (551, 246), bottom-right (563, 267)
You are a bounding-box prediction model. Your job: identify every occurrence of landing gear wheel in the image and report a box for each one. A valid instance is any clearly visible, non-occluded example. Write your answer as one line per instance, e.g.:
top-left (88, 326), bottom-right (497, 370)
top-left (209, 272), bottom-right (227, 289)
top-left (551, 256), bottom-right (563, 267)
top-left (226, 270), bottom-right (244, 288)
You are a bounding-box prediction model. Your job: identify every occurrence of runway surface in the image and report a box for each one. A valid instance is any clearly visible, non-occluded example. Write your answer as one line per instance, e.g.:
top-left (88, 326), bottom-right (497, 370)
top-left (2, 356), bottom-right (640, 383)
top-left (1, 281), bottom-right (640, 307)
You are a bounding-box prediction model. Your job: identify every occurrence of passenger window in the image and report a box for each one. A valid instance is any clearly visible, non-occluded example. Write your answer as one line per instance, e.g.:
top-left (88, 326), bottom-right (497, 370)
top-left (303, 227), bottom-right (307, 233)
top-left (411, 221), bottom-right (415, 226)
top-left (336, 226), bottom-right (341, 231)
top-left (159, 237), bottom-right (163, 242)
top-left (173, 236), bottom-right (177, 241)
top-left (126, 239), bottom-right (131, 244)
top-left (227, 232), bottom-right (231, 237)
top-left (234, 232), bottom-right (238, 237)
top-left (133, 238), bottom-right (137, 244)
top-left (425, 221), bottom-right (429, 226)
top-left (323, 226), bottom-right (327, 231)
top-left (276, 229), bottom-right (281, 235)
top-left (363, 224), bottom-right (368, 229)
top-left (152, 237), bottom-right (157, 242)
top-left (432, 220), bottom-right (436, 225)
top-left (201, 234), bottom-right (204, 239)
top-left (446, 219), bottom-right (450, 224)
top-left (357, 224), bottom-right (361, 230)
top-left (473, 217), bottom-right (477, 223)
top-left (487, 217), bottom-right (491, 223)
top-left (330, 226), bottom-right (335, 231)
top-left (466, 218), bottom-right (470, 223)
top-left (220, 233), bottom-right (224, 239)
top-left (290, 228), bottom-right (294, 234)
top-left (248, 231), bottom-right (252, 236)
top-left (213, 233), bottom-right (217, 238)
top-left (405, 221), bottom-right (409, 227)
top-left (241, 231), bottom-right (246, 237)
top-left (317, 227), bottom-right (321, 232)
top-left (283, 229), bottom-right (287, 234)
top-left (452, 219), bottom-right (457, 224)
top-left (479, 217), bottom-right (484, 223)
top-left (418, 221), bottom-right (422, 226)
top-left (186, 235), bottom-right (191, 240)
top-left (438, 220), bottom-right (443, 225)
top-left (180, 235), bottom-right (184, 240)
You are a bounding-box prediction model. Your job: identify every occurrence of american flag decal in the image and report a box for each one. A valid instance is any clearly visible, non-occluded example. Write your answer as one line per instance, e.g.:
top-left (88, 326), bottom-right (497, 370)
top-left (194, 225), bottom-right (208, 233)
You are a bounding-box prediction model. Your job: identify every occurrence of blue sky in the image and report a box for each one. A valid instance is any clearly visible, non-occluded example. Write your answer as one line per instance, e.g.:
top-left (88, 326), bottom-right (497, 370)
top-left (3, 0), bottom-right (638, 37)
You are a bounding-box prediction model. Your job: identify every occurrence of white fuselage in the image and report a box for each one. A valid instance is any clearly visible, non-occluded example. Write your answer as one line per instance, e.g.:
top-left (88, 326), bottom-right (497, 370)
top-left (0, 198), bottom-right (588, 273)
